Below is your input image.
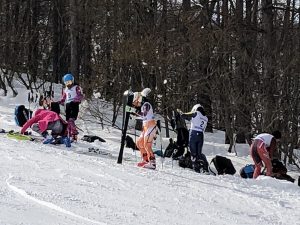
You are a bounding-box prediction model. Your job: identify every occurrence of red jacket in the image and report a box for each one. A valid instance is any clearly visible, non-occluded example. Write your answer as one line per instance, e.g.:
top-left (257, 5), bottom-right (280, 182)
top-left (21, 109), bottom-right (66, 134)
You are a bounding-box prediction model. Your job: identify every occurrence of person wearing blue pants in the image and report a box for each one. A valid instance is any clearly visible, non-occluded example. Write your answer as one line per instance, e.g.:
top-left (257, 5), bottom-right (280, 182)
top-left (178, 104), bottom-right (209, 173)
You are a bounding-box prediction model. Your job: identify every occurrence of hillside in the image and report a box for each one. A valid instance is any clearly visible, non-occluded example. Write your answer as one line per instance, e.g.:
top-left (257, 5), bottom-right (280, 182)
top-left (0, 85), bottom-right (299, 225)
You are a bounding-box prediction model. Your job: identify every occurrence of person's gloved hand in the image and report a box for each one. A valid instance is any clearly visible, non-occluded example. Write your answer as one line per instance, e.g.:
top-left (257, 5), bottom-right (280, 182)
top-left (176, 109), bottom-right (183, 114)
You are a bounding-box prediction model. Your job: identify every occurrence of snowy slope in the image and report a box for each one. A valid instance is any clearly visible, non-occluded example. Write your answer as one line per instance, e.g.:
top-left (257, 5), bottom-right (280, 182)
top-left (0, 84), bottom-right (299, 225)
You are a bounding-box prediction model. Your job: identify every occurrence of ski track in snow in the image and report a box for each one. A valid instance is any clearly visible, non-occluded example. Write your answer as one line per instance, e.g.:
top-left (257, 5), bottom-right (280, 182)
top-left (6, 175), bottom-right (107, 225)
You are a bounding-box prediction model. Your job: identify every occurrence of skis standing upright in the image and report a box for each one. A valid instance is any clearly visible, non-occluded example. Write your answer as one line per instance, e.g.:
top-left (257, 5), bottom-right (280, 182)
top-left (117, 90), bottom-right (133, 164)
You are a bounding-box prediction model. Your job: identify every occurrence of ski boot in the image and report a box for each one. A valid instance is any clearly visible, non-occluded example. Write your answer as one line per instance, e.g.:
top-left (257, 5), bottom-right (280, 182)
top-left (143, 156), bottom-right (156, 169)
top-left (62, 136), bottom-right (71, 148)
top-left (137, 160), bottom-right (149, 167)
top-left (143, 160), bottom-right (156, 169)
top-left (137, 153), bottom-right (149, 167)
top-left (43, 135), bottom-right (54, 144)
top-left (71, 134), bottom-right (78, 142)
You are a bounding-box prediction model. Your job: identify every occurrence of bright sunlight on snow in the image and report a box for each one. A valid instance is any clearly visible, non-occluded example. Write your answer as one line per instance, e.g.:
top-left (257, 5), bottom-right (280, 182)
top-left (0, 82), bottom-right (299, 225)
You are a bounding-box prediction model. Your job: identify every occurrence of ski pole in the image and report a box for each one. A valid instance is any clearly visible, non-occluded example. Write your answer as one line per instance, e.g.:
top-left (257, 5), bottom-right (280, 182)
top-left (28, 92), bottom-right (32, 119)
top-left (134, 120), bottom-right (137, 162)
top-left (233, 133), bottom-right (237, 156)
top-left (157, 120), bottom-right (164, 169)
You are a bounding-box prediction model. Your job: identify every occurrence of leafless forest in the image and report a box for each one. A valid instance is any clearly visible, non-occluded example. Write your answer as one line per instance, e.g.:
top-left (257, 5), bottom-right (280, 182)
top-left (0, 0), bottom-right (299, 164)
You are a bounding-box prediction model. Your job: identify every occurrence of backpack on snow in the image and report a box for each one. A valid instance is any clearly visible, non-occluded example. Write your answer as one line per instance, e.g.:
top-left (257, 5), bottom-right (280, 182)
top-left (124, 135), bottom-right (138, 150)
top-left (164, 138), bottom-right (176, 158)
top-left (211, 155), bottom-right (236, 175)
top-left (240, 164), bottom-right (255, 178)
top-left (271, 159), bottom-right (295, 183)
top-left (178, 152), bottom-right (193, 169)
top-left (14, 105), bottom-right (33, 127)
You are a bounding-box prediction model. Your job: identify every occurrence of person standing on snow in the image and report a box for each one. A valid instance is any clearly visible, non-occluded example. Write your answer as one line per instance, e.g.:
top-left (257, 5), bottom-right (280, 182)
top-left (178, 104), bottom-right (209, 173)
top-left (129, 88), bottom-right (157, 169)
top-left (250, 131), bottom-right (281, 179)
top-left (58, 73), bottom-right (83, 141)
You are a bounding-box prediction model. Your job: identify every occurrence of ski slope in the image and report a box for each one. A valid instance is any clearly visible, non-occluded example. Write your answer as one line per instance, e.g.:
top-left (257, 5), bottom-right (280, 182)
top-left (0, 84), bottom-right (299, 225)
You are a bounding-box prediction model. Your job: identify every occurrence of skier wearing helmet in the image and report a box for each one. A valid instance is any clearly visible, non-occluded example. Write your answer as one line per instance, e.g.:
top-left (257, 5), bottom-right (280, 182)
top-left (178, 104), bottom-right (209, 173)
top-left (58, 73), bottom-right (83, 141)
top-left (128, 88), bottom-right (157, 169)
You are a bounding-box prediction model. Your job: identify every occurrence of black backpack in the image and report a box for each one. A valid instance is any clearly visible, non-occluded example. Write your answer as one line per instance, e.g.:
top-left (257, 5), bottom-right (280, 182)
top-left (14, 105), bottom-right (32, 127)
top-left (125, 135), bottom-right (138, 150)
top-left (272, 159), bottom-right (287, 174)
top-left (178, 152), bottom-right (193, 169)
top-left (240, 164), bottom-right (255, 178)
top-left (164, 138), bottom-right (176, 158)
top-left (271, 159), bottom-right (295, 183)
top-left (211, 155), bottom-right (236, 175)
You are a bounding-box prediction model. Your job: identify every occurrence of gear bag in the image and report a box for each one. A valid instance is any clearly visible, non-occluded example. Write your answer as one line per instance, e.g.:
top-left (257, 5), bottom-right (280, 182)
top-left (211, 155), bottom-right (236, 175)
top-left (271, 159), bottom-right (295, 183)
top-left (125, 135), bottom-right (138, 150)
top-left (14, 105), bottom-right (33, 127)
top-left (164, 138), bottom-right (176, 158)
top-left (178, 152), bottom-right (193, 169)
top-left (240, 164), bottom-right (255, 178)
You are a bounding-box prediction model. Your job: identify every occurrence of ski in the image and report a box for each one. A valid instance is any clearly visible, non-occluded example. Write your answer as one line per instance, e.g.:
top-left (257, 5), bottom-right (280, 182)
top-left (6, 131), bottom-right (42, 142)
top-left (117, 90), bottom-right (133, 164)
top-left (76, 147), bottom-right (132, 162)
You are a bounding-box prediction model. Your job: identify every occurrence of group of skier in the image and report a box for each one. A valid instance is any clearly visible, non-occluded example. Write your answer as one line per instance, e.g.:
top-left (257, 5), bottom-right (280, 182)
top-left (20, 73), bottom-right (83, 146)
top-left (19, 77), bottom-right (282, 179)
top-left (127, 87), bottom-right (282, 179)
top-left (126, 88), bottom-right (209, 172)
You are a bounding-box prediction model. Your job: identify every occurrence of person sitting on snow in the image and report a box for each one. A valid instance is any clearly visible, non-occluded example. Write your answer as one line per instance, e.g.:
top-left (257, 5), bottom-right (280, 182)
top-left (177, 104), bottom-right (209, 173)
top-left (20, 109), bottom-right (70, 147)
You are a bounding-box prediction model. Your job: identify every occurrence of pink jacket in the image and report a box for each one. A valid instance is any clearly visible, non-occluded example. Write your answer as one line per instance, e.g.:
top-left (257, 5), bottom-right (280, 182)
top-left (21, 109), bottom-right (65, 134)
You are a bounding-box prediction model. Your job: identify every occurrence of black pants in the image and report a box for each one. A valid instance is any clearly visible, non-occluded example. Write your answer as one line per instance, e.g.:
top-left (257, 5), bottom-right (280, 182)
top-left (66, 102), bottom-right (79, 121)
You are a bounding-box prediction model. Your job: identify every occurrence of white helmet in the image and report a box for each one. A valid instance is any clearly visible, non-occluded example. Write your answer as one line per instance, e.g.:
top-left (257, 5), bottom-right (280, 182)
top-left (141, 88), bottom-right (151, 97)
top-left (191, 104), bottom-right (203, 113)
top-left (133, 88), bottom-right (151, 103)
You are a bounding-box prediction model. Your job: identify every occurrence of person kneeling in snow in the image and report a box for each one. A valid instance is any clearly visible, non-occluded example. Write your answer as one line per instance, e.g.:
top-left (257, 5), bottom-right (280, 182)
top-left (20, 109), bottom-right (71, 147)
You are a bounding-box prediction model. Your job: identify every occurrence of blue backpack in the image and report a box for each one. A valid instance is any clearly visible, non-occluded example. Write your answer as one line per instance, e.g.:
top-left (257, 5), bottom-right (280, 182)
top-left (240, 164), bottom-right (255, 178)
top-left (14, 105), bottom-right (32, 127)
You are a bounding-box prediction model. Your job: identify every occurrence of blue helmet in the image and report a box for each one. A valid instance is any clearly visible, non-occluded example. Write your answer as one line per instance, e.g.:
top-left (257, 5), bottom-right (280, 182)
top-left (63, 73), bottom-right (74, 84)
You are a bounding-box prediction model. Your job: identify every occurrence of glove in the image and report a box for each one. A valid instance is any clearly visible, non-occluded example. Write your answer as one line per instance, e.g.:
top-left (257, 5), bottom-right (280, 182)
top-left (176, 109), bottom-right (183, 114)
